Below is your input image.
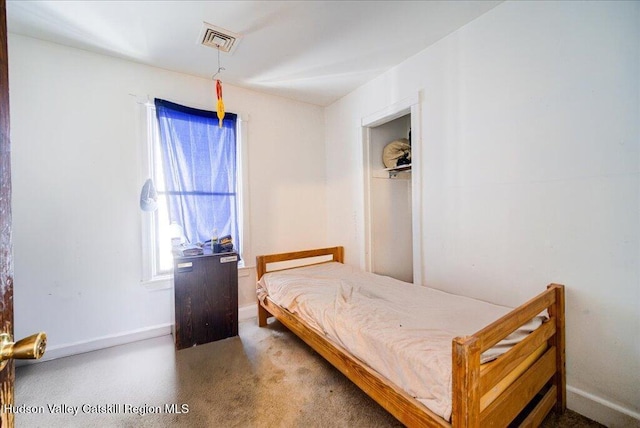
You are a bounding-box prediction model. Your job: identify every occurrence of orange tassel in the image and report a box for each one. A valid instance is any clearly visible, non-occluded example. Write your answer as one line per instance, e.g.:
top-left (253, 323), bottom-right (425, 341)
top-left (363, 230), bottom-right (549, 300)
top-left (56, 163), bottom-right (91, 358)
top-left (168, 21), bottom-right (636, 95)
top-left (215, 80), bottom-right (225, 127)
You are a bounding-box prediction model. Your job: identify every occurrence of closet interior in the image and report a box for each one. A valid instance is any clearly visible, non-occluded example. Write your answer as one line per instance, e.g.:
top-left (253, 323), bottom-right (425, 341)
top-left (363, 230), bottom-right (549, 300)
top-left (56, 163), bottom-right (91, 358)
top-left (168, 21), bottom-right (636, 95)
top-left (364, 113), bottom-right (414, 283)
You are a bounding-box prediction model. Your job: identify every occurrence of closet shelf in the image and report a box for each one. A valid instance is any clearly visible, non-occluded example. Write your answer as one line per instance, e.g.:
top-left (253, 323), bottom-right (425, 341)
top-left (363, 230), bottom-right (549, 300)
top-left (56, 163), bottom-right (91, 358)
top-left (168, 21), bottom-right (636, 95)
top-left (372, 163), bottom-right (411, 179)
top-left (384, 163), bottom-right (411, 173)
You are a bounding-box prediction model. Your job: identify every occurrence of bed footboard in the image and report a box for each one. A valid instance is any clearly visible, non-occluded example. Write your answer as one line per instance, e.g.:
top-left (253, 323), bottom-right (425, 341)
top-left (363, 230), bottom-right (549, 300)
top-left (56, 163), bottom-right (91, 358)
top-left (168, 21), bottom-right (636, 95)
top-left (452, 284), bottom-right (566, 427)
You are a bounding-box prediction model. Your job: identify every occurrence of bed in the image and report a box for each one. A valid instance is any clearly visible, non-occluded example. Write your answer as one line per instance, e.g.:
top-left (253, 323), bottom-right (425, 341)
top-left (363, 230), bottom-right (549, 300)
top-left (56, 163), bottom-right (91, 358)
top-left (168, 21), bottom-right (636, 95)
top-left (256, 246), bottom-right (566, 427)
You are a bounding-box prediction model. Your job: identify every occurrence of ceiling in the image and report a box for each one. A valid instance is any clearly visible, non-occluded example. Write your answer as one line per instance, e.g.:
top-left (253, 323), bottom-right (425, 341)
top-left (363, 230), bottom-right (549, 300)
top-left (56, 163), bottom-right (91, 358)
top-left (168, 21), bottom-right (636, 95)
top-left (6, 1), bottom-right (501, 106)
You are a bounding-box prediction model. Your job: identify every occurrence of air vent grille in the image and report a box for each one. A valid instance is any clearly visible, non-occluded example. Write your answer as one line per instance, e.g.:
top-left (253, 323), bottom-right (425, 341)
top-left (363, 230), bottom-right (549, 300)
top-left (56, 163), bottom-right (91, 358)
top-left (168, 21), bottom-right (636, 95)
top-left (199, 23), bottom-right (241, 54)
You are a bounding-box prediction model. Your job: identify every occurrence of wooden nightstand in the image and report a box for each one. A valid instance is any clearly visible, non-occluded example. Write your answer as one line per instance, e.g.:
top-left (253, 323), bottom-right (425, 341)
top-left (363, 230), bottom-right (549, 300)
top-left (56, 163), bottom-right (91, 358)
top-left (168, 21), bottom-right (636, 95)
top-left (172, 250), bottom-right (238, 350)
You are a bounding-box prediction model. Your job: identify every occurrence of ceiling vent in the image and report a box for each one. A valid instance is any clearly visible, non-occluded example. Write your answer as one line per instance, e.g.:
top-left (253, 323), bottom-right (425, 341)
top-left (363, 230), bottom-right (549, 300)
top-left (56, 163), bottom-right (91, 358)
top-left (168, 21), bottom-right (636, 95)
top-left (198, 22), bottom-right (241, 54)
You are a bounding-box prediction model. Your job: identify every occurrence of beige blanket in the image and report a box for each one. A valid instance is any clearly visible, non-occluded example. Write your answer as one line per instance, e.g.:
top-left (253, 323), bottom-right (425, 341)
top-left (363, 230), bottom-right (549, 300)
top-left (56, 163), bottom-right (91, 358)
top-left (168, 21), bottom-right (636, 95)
top-left (257, 262), bottom-right (544, 421)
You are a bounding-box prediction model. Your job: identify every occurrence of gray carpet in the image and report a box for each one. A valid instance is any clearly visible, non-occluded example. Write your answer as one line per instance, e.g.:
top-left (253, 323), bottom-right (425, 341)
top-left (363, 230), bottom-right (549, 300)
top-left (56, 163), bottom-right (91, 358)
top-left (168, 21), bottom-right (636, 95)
top-left (15, 318), bottom-right (603, 427)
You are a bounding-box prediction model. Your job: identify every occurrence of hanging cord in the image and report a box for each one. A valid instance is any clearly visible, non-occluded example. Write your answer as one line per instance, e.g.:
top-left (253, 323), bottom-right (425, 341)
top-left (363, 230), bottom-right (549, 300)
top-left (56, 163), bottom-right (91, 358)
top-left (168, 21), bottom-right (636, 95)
top-left (212, 45), bottom-right (225, 80)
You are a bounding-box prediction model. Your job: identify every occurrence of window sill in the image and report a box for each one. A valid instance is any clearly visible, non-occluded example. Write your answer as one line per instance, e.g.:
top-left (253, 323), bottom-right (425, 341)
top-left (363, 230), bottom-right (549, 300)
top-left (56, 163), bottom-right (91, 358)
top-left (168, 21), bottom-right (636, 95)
top-left (141, 275), bottom-right (173, 291)
top-left (142, 264), bottom-right (254, 291)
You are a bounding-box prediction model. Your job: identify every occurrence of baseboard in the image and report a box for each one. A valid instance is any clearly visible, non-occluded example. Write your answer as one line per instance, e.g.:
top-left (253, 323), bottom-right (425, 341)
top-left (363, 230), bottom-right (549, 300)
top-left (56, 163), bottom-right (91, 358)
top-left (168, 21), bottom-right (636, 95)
top-left (238, 303), bottom-right (257, 321)
top-left (567, 385), bottom-right (640, 428)
top-left (19, 306), bottom-right (258, 367)
top-left (17, 323), bottom-right (172, 366)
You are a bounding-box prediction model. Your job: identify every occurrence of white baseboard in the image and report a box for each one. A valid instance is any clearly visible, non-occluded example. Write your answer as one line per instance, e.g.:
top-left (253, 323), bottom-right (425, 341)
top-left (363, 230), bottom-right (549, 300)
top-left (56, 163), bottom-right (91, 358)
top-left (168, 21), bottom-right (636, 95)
top-left (238, 303), bottom-right (257, 321)
top-left (18, 323), bottom-right (173, 366)
top-left (567, 385), bottom-right (640, 427)
top-left (19, 305), bottom-right (259, 367)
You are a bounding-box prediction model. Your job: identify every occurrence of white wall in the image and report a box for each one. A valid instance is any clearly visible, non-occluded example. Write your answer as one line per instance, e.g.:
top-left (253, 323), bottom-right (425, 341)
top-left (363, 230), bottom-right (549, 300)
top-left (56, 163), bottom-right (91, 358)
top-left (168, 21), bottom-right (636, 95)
top-left (325, 1), bottom-right (639, 426)
top-left (9, 35), bottom-right (327, 357)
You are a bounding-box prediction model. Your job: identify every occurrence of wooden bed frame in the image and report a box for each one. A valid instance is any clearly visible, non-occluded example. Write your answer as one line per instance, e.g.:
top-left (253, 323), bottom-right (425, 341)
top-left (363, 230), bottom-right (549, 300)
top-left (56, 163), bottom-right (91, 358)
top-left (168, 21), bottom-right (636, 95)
top-left (256, 247), bottom-right (566, 427)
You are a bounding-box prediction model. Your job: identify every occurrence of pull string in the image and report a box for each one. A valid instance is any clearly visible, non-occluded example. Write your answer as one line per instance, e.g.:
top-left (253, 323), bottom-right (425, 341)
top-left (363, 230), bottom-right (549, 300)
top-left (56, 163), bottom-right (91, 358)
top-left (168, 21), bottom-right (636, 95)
top-left (212, 45), bottom-right (225, 80)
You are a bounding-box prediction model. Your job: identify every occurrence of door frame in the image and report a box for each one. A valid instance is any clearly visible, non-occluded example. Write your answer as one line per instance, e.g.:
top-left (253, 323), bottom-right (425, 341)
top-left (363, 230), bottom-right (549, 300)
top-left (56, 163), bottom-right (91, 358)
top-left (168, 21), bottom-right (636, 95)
top-left (361, 93), bottom-right (423, 286)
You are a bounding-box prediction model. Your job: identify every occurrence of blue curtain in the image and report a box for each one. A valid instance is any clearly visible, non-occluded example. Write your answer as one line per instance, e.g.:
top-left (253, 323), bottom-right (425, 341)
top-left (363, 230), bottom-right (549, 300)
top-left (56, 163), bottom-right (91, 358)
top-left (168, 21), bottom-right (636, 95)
top-left (154, 98), bottom-right (239, 252)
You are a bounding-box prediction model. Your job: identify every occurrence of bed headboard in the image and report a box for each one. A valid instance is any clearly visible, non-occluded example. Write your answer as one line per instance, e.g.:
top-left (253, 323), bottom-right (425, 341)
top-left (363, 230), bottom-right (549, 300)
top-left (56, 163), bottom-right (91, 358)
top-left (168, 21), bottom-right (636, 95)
top-left (256, 246), bottom-right (344, 280)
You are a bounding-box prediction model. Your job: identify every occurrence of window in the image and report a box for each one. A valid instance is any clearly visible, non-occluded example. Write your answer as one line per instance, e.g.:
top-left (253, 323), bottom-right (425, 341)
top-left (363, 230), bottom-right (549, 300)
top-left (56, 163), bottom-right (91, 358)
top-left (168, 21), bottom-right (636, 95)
top-left (141, 99), bottom-right (248, 284)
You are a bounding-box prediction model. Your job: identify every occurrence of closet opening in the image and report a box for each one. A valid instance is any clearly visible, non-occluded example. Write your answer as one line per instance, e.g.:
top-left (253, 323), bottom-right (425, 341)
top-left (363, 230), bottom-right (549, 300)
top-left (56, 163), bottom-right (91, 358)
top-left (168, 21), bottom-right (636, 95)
top-left (362, 94), bottom-right (422, 285)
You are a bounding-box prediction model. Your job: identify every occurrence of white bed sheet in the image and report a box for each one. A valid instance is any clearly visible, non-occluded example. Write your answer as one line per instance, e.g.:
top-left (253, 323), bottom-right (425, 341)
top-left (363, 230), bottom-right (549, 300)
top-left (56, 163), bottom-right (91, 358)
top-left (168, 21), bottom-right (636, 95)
top-left (257, 262), bottom-right (544, 421)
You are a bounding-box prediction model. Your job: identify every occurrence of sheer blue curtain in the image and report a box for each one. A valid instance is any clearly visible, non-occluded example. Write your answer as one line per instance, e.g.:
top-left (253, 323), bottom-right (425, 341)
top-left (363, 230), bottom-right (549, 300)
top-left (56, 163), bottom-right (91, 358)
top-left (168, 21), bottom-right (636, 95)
top-left (154, 98), bottom-right (239, 252)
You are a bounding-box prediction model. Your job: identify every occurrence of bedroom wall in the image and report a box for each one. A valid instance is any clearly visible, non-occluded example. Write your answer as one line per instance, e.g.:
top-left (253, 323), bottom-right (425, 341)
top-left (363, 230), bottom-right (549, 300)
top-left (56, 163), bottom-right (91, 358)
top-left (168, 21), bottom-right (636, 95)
top-left (325, 1), bottom-right (639, 426)
top-left (8, 35), bottom-right (327, 358)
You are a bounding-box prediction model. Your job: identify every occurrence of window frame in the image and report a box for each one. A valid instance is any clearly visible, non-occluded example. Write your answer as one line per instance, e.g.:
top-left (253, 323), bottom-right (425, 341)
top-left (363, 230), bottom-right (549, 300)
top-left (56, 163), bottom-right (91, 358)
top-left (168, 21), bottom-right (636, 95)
top-left (140, 101), bottom-right (250, 288)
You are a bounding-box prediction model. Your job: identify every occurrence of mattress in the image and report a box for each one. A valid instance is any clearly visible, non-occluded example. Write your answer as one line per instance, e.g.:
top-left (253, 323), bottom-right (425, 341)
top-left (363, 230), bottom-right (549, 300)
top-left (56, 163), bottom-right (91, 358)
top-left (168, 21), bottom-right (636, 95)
top-left (257, 262), bottom-right (545, 421)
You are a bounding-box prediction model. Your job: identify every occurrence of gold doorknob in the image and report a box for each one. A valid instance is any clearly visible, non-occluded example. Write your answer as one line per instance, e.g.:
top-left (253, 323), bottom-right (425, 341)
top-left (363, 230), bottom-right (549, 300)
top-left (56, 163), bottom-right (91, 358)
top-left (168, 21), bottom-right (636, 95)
top-left (0, 332), bottom-right (47, 370)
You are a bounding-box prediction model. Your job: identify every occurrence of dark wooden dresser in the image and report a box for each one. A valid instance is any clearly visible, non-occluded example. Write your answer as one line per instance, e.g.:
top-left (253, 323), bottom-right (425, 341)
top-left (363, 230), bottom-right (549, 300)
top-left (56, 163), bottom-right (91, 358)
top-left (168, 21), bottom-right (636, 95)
top-left (173, 250), bottom-right (238, 350)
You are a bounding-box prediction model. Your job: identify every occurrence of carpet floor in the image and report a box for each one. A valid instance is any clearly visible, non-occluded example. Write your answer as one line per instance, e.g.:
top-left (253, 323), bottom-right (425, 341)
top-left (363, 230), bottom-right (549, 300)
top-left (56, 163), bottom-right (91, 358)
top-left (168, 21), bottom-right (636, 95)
top-left (15, 318), bottom-right (604, 427)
